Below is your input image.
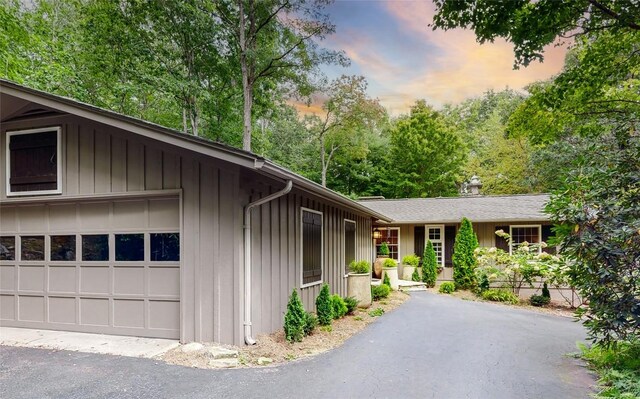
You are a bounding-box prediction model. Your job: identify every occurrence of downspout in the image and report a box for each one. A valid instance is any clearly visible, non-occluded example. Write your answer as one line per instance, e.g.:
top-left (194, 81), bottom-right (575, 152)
top-left (243, 180), bottom-right (293, 345)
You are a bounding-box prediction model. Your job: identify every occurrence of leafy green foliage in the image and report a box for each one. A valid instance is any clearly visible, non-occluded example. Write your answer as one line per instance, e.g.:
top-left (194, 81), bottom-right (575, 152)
top-left (402, 254), bottom-right (420, 267)
top-left (371, 284), bottom-right (390, 301)
top-left (378, 242), bottom-right (390, 256)
top-left (382, 272), bottom-right (391, 288)
top-left (303, 312), bottom-right (318, 336)
top-left (284, 289), bottom-right (306, 342)
top-left (368, 308), bottom-right (385, 317)
top-left (438, 281), bottom-right (455, 294)
top-left (343, 296), bottom-right (359, 315)
top-left (330, 294), bottom-right (348, 319)
top-left (542, 282), bottom-right (551, 299)
top-left (481, 289), bottom-right (519, 304)
top-left (579, 341), bottom-right (640, 398)
top-left (422, 240), bottom-right (438, 288)
top-left (452, 218), bottom-right (478, 290)
top-left (315, 284), bottom-right (333, 326)
top-left (411, 268), bottom-right (421, 282)
top-left (348, 260), bottom-right (370, 274)
top-left (382, 258), bottom-right (397, 268)
top-left (530, 295), bottom-right (551, 307)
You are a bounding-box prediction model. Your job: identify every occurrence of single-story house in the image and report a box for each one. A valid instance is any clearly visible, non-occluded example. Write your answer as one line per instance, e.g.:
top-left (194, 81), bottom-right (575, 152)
top-left (357, 193), bottom-right (554, 282)
top-left (0, 79), bottom-right (391, 345)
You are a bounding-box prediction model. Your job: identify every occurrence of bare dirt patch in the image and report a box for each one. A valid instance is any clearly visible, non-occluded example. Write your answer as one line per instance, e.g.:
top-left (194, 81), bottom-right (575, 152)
top-left (161, 290), bottom-right (409, 369)
top-left (428, 288), bottom-right (578, 318)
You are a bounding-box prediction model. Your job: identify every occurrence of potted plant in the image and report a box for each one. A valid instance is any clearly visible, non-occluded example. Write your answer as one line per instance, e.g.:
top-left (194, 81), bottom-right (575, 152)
top-left (347, 260), bottom-right (372, 308)
top-left (373, 241), bottom-right (390, 278)
top-left (381, 258), bottom-right (399, 290)
top-left (401, 254), bottom-right (420, 281)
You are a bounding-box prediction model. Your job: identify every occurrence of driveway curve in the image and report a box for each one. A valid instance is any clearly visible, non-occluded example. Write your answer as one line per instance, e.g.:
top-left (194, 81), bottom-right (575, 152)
top-left (0, 291), bottom-right (595, 399)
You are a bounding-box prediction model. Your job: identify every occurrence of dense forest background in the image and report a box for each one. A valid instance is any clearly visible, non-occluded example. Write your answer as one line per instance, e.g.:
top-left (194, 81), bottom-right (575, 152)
top-left (1, 0), bottom-right (636, 200)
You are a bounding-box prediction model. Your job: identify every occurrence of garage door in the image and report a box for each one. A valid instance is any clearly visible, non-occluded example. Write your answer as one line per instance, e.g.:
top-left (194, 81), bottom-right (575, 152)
top-left (0, 196), bottom-right (180, 339)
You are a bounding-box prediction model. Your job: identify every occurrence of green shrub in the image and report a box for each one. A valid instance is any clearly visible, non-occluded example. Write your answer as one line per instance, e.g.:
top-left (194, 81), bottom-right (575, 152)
top-left (331, 294), bottom-right (348, 319)
top-left (477, 273), bottom-right (490, 293)
top-left (343, 296), bottom-right (359, 314)
top-left (284, 289), bottom-right (306, 342)
top-left (348, 260), bottom-right (370, 274)
top-left (402, 254), bottom-right (420, 267)
top-left (542, 282), bottom-right (551, 299)
top-left (439, 281), bottom-right (456, 294)
top-left (530, 294), bottom-right (551, 307)
top-left (315, 284), bottom-right (333, 326)
top-left (481, 289), bottom-right (519, 304)
top-left (412, 268), bottom-right (421, 282)
top-left (452, 217), bottom-right (479, 290)
top-left (378, 242), bottom-right (390, 256)
top-left (422, 240), bottom-right (438, 288)
top-left (382, 272), bottom-right (391, 288)
top-left (579, 341), bottom-right (640, 398)
top-left (371, 284), bottom-right (391, 300)
top-left (368, 308), bottom-right (385, 317)
top-left (382, 258), bottom-right (397, 268)
top-left (303, 312), bottom-right (318, 336)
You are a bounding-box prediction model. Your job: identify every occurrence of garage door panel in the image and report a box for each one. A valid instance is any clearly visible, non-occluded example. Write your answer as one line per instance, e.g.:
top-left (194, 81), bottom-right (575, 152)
top-left (113, 267), bottom-right (145, 295)
top-left (0, 295), bottom-right (16, 320)
top-left (149, 300), bottom-right (179, 330)
top-left (19, 296), bottom-right (44, 322)
top-left (80, 298), bottom-right (109, 326)
top-left (18, 206), bottom-right (45, 232)
top-left (49, 297), bottom-right (76, 324)
top-left (80, 267), bottom-right (110, 294)
top-left (79, 202), bottom-right (110, 230)
top-left (18, 266), bottom-right (45, 292)
top-left (0, 207), bottom-right (17, 231)
top-left (149, 267), bottom-right (179, 297)
top-left (113, 201), bottom-right (147, 229)
top-left (49, 204), bottom-right (77, 231)
top-left (49, 266), bottom-right (76, 293)
top-left (0, 266), bottom-right (15, 290)
top-left (114, 299), bottom-right (144, 328)
top-left (149, 199), bottom-right (180, 229)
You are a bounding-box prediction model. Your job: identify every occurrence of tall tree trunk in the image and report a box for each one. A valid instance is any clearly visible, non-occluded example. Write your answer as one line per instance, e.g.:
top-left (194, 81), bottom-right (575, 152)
top-left (182, 107), bottom-right (188, 134)
top-left (321, 134), bottom-right (327, 187)
top-left (238, 0), bottom-right (253, 151)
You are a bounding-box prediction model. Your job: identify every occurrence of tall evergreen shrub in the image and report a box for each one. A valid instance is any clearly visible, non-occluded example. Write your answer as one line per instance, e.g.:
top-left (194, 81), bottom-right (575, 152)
top-left (315, 284), bottom-right (333, 326)
top-left (284, 289), bottom-right (306, 342)
top-left (422, 240), bottom-right (438, 287)
top-left (452, 217), bottom-right (479, 289)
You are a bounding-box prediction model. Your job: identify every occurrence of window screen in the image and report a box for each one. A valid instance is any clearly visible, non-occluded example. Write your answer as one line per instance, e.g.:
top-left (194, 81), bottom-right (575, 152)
top-left (302, 210), bottom-right (323, 285)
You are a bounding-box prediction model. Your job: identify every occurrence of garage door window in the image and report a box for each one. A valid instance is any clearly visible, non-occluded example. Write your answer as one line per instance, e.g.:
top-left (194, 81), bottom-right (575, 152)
top-left (115, 234), bottom-right (144, 261)
top-left (21, 236), bottom-right (45, 261)
top-left (6, 127), bottom-right (62, 196)
top-left (0, 236), bottom-right (16, 260)
top-left (151, 233), bottom-right (180, 261)
top-left (82, 235), bottom-right (109, 261)
top-left (50, 235), bottom-right (76, 261)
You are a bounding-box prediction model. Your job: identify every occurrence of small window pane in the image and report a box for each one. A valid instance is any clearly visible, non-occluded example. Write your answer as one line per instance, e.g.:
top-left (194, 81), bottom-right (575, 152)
top-left (151, 233), bottom-right (180, 262)
top-left (115, 234), bottom-right (144, 261)
top-left (51, 235), bottom-right (76, 261)
top-left (82, 235), bottom-right (109, 261)
top-left (21, 236), bottom-right (45, 261)
top-left (0, 236), bottom-right (16, 260)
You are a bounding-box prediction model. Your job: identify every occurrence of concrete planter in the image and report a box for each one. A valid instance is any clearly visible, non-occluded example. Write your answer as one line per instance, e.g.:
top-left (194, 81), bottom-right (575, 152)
top-left (373, 256), bottom-right (389, 278)
top-left (381, 266), bottom-right (399, 290)
top-left (402, 265), bottom-right (418, 280)
top-left (347, 273), bottom-right (372, 308)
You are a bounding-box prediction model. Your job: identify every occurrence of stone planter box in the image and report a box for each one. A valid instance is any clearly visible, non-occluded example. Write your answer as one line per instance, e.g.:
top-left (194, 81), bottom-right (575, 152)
top-left (381, 266), bottom-right (399, 290)
top-left (402, 265), bottom-right (420, 280)
top-left (347, 273), bottom-right (372, 308)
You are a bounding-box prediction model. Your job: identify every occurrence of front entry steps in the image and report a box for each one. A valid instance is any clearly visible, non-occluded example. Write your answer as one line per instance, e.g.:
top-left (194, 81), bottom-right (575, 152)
top-left (371, 278), bottom-right (427, 291)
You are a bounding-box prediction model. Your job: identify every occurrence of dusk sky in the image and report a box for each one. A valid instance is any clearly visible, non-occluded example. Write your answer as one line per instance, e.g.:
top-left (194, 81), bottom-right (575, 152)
top-left (302, 1), bottom-right (568, 115)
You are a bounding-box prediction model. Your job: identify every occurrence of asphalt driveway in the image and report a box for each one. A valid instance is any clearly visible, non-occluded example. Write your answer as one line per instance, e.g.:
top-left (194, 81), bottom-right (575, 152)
top-left (0, 292), bottom-right (595, 399)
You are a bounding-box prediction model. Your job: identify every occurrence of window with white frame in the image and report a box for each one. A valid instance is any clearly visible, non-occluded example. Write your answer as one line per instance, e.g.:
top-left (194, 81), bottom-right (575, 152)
top-left (509, 225), bottom-right (542, 254)
top-left (426, 225), bottom-right (445, 266)
top-left (374, 227), bottom-right (399, 260)
top-left (6, 127), bottom-right (62, 196)
top-left (301, 208), bottom-right (323, 287)
top-left (344, 219), bottom-right (356, 275)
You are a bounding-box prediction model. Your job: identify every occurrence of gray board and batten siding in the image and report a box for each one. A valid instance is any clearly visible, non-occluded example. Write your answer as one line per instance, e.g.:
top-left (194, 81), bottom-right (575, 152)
top-left (0, 80), bottom-right (384, 345)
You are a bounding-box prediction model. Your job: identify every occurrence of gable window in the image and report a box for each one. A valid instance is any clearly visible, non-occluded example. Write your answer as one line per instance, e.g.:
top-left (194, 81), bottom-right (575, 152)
top-left (6, 127), bottom-right (62, 196)
top-left (374, 228), bottom-right (399, 260)
top-left (426, 225), bottom-right (445, 267)
top-left (509, 225), bottom-right (541, 254)
top-left (301, 208), bottom-right (323, 287)
top-left (344, 219), bottom-right (356, 275)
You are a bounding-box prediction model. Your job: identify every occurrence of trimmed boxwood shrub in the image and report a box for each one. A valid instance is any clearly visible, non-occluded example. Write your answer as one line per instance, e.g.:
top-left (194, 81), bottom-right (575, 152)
top-left (303, 312), bottom-right (318, 336)
top-left (402, 254), bottom-right (420, 267)
top-left (439, 281), bottom-right (456, 294)
top-left (284, 289), bottom-right (306, 342)
top-left (382, 272), bottom-right (391, 288)
top-left (371, 284), bottom-right (391, 301)
top-left (422, 240), bottom-right (438, 287)
top-left (530, 295), bottom-right (551, 307)
top-left (382, 258), bottom-right (397, 268)
top-left (349, 260), bottom-right (370, 274)
top-left (378, 242), bottom-right (390, 256)
top-left (315, 284), bottom-right (333, 326)
top-left (481, 289), bottom-right (519, 304)
top-left (343, 296), bottom-right (359, 314)
top-left (331, 294), bottom-right (348, 319)
top-left (412, 268), bottom-right (421, 282)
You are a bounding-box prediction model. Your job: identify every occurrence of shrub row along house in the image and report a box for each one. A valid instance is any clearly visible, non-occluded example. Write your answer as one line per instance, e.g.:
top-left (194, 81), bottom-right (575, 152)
top-left (0, 80), bottom-right (552, 345)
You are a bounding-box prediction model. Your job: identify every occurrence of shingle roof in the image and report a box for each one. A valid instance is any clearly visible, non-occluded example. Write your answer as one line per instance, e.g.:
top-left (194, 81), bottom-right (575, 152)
top-left (357, 194), bottom-right (550, 224)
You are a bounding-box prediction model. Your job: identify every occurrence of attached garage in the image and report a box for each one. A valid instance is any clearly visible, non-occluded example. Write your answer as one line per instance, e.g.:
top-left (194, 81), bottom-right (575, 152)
top-left (0, 195), bottom-right (181, 339)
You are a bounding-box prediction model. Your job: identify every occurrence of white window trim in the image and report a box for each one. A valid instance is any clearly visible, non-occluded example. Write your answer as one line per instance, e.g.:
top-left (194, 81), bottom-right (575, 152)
top-left (6, 126), bottom-right (63, 197)
top-left (300, 207), bottom-right (323, 289)
top-left (509, 224), bottom-right (542, 255)
top-left (344, 219), bottom-right (356, 278)
top-left (375, 227), bottom-right (400, 261)
top-left (425, 224), bottom-right (445, 267)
